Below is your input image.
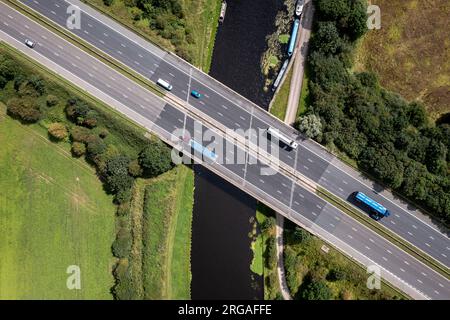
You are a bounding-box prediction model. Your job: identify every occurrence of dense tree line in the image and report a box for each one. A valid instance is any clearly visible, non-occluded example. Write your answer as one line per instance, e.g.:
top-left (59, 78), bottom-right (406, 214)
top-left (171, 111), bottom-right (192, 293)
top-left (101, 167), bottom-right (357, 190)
top-left (297, 0), bottom-right (450, 223)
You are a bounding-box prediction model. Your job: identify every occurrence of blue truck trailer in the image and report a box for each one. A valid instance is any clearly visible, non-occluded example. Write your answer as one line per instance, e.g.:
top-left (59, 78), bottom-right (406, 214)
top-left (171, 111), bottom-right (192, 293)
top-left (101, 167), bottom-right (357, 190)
top-left (354, 192), bottom-right (390, 220)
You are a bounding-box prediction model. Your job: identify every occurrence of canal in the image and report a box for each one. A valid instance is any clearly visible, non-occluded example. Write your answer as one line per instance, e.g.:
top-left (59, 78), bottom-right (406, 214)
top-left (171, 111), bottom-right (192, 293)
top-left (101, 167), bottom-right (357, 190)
top-left (191, 0), bottom-right (288, 300)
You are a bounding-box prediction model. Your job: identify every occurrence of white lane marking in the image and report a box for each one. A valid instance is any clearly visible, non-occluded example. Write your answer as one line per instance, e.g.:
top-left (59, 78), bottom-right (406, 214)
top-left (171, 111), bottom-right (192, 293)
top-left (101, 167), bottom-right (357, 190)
top-left (294, 201), bottom-right (300, 205)
top-left (382, 257), bottom-right (388, 261)
top-left (307, 158), bottom-right (313, 163)
top-left (347, 235), bottom-right (353, 239)
top-left (404, 260), bottom-right (410, 265)
top-left (369, 238), bottom-right (375, 243)
top-left (421, 272), bottom-right (427, 276)
top-left (429, 236), bottom-right (435, 240)
top-left (417, 279), bottom-right (423, 284)
top-left (7, 15), bottom-right (13, 19)
top-left (342, 180), bottom-right (348, 185)
top-left (400, 268), bottom-right (405, 272)
top-left (365, 246), bottom-right (370, 250)
top-left (217, 112), bottom-right (223, 117)
top-left (84, 30), bottom-right (89, 35)
top-left (199, 101), bottom-right (205, 106)
top-left (441, 253), bottom-right (447, 258)
top-left (434, 290), bottom-right (440, 295)
top-left (330, 223), bottom-right (335, 228)
top-left (240, 116), bottom-right (246, 121)
top-left (338, 187), bottom-right (344, 192)
top-left (391, 220), bottom-right (396, 225)
top-left (311, 212), bottom-right (317, 216)
top-left (425, 243), bottom-right (431, 247)
top-left (334, 216), bottom-right (340, 221)
top-left (438, 283), bottom-right (444, 288)
top-left (352, 227), bottom-right (358, 232)
top-left (303, 165), bottom-right (309, 170)
top-left (103, 32), bottom-right (108, 37)
top-left (222, 105), bottom-right (228, 109)
top-left (412, 225), bottom-right (417, 229)
top-left (169, 72), bottom-right (175, 77)
top-left (277, 190), bottom-right (282, 195)
top-left (41, 35), bottom-right (47, 40)
top-left (298, 193), bottom-right (304, 198)
top-left (259, 179), bottom-right (265, 184)
top-left (407, 231), bottom-right (413, 236)
top-left (121, 43), bottom-right (126, 48)
top-left (386, 249), bottom-right (392, 254)
top-left (99, 39), bottom-right (105, 44)
top-left (394, 214), bottom-right (400, 218)
top-left (316, 204), bottom-right (322, 210)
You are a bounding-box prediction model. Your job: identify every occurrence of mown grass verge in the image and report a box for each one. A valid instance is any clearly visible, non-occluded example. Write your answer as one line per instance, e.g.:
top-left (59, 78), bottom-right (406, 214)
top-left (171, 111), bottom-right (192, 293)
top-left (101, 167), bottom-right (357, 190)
top-left (142, 165), bottom-right (194, 299)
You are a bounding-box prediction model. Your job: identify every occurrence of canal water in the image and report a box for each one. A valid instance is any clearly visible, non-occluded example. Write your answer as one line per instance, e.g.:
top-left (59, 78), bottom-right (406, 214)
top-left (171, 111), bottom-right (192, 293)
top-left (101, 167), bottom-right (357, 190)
top-left (191, 0), bottom-right (287, 300)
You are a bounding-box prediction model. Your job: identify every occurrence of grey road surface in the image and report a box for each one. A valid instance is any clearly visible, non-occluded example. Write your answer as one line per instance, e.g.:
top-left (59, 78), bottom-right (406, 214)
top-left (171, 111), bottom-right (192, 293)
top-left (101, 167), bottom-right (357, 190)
top-left (1, 2), bottom-right (449, 299)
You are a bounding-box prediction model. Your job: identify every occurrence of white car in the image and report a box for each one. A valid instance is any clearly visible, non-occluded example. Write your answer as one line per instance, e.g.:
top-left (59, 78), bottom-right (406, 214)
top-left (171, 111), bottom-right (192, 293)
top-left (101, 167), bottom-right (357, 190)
top-left (156, 78), bottom-right (173, 91)
top-left (25, 39), bottom-right (36, 48)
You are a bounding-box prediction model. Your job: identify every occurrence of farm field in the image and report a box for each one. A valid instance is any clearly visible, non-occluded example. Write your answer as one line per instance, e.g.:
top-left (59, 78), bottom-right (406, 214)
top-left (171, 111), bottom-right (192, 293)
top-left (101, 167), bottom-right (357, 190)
top-left (0, 107), bottom-right (116, 299)
top-left (355, 0), bottom-right (449, 119)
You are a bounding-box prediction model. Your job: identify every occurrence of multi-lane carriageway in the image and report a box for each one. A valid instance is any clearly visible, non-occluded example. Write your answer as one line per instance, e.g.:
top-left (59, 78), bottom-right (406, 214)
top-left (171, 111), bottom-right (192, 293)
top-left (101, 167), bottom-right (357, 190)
top-left (0, 0), bottom-right (448, 299)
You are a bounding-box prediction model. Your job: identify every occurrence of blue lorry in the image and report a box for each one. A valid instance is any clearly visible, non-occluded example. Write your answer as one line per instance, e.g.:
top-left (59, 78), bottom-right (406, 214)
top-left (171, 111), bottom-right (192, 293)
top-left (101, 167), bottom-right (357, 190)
top-left (354, 191), bottom-right (390, 221)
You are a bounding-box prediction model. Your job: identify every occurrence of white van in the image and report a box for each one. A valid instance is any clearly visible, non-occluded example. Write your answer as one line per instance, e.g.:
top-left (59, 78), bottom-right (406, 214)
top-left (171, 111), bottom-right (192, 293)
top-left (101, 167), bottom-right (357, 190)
top-left (156, 78), bottom-right (173, 91)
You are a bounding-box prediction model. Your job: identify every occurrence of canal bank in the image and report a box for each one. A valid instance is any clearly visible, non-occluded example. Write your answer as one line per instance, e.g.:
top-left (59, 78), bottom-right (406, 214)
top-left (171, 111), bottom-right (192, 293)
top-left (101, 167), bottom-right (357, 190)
top-left (191, 0), bottom-right (290, 299)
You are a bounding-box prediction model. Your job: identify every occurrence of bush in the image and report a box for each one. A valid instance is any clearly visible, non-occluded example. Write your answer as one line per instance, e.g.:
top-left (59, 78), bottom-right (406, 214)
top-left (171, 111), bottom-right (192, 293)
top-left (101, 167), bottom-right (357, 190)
top-left (111, 227), bottom-right (132, 258)
top-left (300, 280), bottom-right (333, 300)
top-left (326, 268), bottom-right (346, 282)
top-left (128, 159), bottom-right (143, 177)
top-left (6, 98), bottom-right (41, 123)
top-left (48, 123), bottom-right (68, 141)
top-left (139, 141), bottom-right (174, 177)
top-left (71, 141), bottom-right (86, 157)
top-left (46, 95), bottom-right (59, 107)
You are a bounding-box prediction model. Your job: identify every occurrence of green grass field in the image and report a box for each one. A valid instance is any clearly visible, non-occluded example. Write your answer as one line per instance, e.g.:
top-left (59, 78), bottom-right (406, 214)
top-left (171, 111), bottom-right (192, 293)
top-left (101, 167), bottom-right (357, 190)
top-left (0, 106), bottom-right (116, 299)
top-left (142, 165), bottom-right (194, 299)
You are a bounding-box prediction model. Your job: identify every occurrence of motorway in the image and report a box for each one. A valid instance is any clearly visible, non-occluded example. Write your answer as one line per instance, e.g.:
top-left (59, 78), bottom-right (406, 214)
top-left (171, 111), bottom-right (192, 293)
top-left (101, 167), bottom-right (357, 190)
top-left (0, 1), bottom-right (449, 299)
top-left (18, 0), bottom-right (450, 271)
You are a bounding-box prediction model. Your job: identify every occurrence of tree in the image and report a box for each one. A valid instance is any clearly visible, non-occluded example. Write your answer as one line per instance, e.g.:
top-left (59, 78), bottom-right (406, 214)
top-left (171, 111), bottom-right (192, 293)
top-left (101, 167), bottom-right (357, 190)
top-left (408, 101), bottom-right (428, 128)
top-left (327, 268), bottom-right (346, 282)
top-left (312, 21), bottom-right (342, 55)
top-left (71, 142), bottom-right (86, 157)
top-left (86, 136), bottom-right (107, 156)
top-left (298, 114), bottom-right (322, 139)
top-left (46, 95), bottom-right (59, 107)
top-left (6, 98), bottom-right (41, 123)
top-left (139, 141), bottom-right (173, 177)
top-left (291, 227), bottom-right (311, 244)
top-left (48, 123), bottom-right (68, 141)
top-left (300, 280), bottom-right (333, 300)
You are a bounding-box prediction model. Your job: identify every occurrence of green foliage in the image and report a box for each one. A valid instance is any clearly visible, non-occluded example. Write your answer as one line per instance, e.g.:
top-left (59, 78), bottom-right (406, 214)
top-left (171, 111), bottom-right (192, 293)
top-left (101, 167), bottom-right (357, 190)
top-left (71, 141), bottom-right (86, 157)
top-left (298, 114), bottom-right (322, 139)
top-left (6, 97), bottom-right (41, 123)
top-left (300, 0), bottom-right (450, 223)
top-left (48, 122), bottom-right (68, 141)
top-left (300, 280), bottom-right (333, 300)
top-left (139, 140), bottom-right (174, 177)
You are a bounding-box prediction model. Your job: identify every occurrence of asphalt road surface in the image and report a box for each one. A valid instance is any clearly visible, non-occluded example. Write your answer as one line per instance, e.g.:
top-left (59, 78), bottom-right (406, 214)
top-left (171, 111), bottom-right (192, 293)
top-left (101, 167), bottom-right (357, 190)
top-left (0, 1), bottom-right (449, 299)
